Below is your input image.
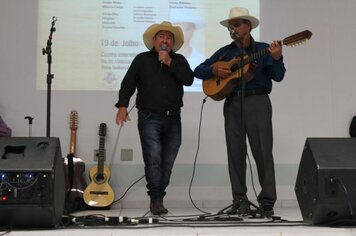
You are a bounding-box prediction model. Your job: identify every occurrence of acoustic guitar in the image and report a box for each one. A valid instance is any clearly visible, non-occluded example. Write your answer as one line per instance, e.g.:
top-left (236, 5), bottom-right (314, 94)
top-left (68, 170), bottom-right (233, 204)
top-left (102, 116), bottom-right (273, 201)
top-left (83, 123), bottom-right (115, 207)
top-left (203, 30), bottom-right (313, 101)
top-left (63, 110), bottom-right (87, 205)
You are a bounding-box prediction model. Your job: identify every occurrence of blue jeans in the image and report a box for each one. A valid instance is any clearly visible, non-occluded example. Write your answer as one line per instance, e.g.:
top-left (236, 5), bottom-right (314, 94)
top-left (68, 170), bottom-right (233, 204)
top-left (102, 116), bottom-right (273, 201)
top-left (137, 110), bottom-right (181, 201)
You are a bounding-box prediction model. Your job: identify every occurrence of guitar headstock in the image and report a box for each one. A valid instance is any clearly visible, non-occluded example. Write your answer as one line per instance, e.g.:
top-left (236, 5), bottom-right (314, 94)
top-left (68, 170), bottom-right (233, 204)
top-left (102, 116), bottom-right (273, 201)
top-left (70, 110), bottom-right (78, 131)
top-left (99, 123), bottom-right (107, 137)
top-left (283, 30), bottom-right (312, 47)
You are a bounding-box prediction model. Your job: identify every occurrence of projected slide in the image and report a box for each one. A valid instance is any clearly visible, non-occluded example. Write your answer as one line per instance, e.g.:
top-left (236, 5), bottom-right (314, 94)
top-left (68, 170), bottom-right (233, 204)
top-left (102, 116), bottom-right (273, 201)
top-left (36, 0), bottom-right (259, 91)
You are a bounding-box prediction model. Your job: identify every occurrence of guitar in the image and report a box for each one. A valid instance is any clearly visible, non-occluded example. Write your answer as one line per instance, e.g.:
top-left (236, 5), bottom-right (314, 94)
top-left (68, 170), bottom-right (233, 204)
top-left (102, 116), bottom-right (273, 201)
top-left (83, 123), bottom-right (115, 207)
top-left (203, 30), bottom-right (313, 101)
top-left (63, 111), bottom-right (87, 205)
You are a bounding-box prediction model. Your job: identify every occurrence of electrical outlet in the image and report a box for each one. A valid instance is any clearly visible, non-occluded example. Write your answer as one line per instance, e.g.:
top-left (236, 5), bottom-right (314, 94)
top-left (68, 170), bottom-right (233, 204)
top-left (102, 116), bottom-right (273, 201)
top-left (121, 148), bottom-right (133, 161)
top-left (93, 149), bottom-right (106, 161)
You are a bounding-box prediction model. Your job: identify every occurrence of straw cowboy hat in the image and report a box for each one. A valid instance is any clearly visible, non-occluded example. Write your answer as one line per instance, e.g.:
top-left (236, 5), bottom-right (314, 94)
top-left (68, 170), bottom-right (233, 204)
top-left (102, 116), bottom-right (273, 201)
top-left (220, 7), bottom-right (259, 29)
top-left (143, 21), bottom-right (184, 52)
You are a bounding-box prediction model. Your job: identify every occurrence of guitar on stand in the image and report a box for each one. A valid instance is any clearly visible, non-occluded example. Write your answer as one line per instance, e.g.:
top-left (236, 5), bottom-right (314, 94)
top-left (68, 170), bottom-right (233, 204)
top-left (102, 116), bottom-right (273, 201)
top-left (84, 123), bottom-right (115, 208)
top-left (203, 30), bottom-right (313, 101)
top-left (63, 110), bottom-right (88, 213)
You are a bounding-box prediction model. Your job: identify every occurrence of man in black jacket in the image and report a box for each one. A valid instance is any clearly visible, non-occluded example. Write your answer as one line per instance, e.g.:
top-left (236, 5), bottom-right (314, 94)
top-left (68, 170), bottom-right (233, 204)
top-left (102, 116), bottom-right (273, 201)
top-left (115, 21), bottom-right (194, 215)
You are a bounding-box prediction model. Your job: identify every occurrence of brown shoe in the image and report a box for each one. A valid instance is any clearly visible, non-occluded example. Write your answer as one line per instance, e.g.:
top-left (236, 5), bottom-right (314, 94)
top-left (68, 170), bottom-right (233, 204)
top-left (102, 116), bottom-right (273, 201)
top-left (150, 200), bottom-right (168, 215)
top-left (159, 202), bottom-right (168, 214)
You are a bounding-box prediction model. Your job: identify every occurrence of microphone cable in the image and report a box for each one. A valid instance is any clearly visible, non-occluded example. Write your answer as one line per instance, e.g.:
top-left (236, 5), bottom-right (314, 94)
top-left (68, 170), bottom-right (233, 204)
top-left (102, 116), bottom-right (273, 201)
top-left (186, 95), bottom-right (257, 217)
top-left (111, 174), bottom-right (145, 207)
top-left (109, 103), bottom-right (146, 207)
top-left (187, 95), bottom-right (210, 215)
top-left (109, 103), bottom-right (136, 167)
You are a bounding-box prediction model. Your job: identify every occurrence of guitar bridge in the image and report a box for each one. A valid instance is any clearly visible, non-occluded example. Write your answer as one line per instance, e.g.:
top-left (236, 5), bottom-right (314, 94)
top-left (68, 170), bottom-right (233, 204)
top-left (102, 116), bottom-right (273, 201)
top-left (90, 191), bottom-right (109, 195)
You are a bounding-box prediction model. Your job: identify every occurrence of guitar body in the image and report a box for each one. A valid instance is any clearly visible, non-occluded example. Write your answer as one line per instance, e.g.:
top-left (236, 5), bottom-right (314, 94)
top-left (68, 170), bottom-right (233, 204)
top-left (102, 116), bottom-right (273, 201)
top-left (63, 110), bottom-right (88, 212)
top-left (203, 30), bottom-right (313, 101)
top-left (83, 123), bottom-right (115, 208)
top-left (64, 156), bottom-right (87, 202)
top-left (203, 58), bottom-right (254, 101)
top-left (83, 164), bottom-right (115, 207)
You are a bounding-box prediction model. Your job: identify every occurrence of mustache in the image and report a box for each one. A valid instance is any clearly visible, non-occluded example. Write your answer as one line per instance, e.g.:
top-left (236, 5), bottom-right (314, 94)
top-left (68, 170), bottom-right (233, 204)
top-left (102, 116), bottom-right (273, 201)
top-left (230, 31), bottom-right (238, 40)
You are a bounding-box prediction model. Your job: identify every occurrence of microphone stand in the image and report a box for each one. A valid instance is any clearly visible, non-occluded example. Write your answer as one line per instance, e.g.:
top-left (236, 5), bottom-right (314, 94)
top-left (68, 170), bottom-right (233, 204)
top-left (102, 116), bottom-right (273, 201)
top-left (24, 116), bottom-right (34, 137)
top-left (222, 43), bottom-right (249, 216)
top-left (42, 16), bottom-right (57, 137)
top-left (237, 45), bottom-right (271, 219)
top-left (234, 41), bottom-right (248, 193)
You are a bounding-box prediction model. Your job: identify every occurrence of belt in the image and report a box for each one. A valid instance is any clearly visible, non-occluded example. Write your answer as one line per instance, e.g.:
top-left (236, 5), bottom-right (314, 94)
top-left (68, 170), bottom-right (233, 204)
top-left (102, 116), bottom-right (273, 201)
top-left (231, 89), bottom-right (268, 97)
top-left (142, 108), bottom-right (181, 116)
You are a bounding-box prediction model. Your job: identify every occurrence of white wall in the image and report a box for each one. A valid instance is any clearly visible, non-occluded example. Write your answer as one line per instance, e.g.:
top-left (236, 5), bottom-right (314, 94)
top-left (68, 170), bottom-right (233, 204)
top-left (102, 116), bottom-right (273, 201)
top-left (1, 0), bottom-right (356, 208)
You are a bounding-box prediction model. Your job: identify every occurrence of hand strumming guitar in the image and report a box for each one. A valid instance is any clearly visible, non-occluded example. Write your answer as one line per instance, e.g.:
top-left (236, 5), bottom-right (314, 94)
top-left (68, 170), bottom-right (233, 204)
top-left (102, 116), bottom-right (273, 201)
top-left (211, 64), bottom-right (232, 79)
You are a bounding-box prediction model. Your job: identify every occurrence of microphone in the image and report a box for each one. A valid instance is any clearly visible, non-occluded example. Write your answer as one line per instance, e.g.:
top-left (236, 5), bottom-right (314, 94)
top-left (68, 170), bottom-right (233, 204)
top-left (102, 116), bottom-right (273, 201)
top-left (228, 28), bottom-right (242, 48)
top-left (159, 44), bottom-right (167, 64)
top-left (161, 44), bottom-right (167, 51)
top-left (228, 25), bottom-right (236, 39)
top-left (228, 26), bottom-right (235, 35)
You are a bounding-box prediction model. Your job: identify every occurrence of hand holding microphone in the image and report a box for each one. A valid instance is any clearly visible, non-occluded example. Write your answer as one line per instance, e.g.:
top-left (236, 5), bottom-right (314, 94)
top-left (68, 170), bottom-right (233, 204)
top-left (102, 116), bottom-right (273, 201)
top-left (159, 44), bottom-right (171, 66)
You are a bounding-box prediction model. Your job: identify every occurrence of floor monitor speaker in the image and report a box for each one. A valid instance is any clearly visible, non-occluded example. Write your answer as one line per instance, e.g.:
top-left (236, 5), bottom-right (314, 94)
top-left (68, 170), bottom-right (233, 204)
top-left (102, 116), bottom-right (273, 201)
top-left (0, 137), bottom-right (65, 228)
top-left (295, 138), bottom-right (356, 226)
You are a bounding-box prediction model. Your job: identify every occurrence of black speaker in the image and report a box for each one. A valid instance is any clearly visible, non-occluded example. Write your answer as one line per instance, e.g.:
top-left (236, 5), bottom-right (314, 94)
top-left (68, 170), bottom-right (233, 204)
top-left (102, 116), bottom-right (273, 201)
top-left (0, 137), bottom-right (65, 228)
top-left (350, 116), bottom-right (356, 137)
top-left (295, 138), bottom-right (356, 226)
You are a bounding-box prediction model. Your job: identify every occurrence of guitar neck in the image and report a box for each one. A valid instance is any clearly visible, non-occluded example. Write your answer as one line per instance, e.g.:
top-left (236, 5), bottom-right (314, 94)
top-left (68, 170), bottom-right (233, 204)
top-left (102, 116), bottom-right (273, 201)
top-left (231, 47), bottom-right (269, 72)
top-left (239, 30), bottom-right (312, 67)
top-left (248, 47), bottom-right (269, 63)
top-left (70, 129), bottom-right (77, 155)
top-left (69, 110), bottom-right (78, 155)
top-left (97, 136), bottom-right (105, 176)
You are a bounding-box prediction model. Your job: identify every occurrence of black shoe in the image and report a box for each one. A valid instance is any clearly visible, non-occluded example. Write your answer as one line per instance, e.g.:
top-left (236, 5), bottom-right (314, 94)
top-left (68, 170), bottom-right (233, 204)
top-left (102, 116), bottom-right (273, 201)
top-left (260, 204), bottom-right (274, 217)
top-left (226, 199), bottom-right (250, 215)
top-left (150, 200), bottom-right (168, 215)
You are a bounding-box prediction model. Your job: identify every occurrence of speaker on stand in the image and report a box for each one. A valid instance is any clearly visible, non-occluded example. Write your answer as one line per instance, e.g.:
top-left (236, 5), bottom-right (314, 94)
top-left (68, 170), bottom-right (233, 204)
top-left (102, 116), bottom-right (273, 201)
top-left (0, 137), bottom-right (65, 228)
top-left (295, 138), bottom-right (356, 226)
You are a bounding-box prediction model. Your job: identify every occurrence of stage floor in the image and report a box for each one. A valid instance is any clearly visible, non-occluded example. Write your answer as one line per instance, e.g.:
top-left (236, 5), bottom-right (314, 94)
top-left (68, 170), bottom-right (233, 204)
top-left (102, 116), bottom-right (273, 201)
top-left (2, 207), bottom-right (356, 236)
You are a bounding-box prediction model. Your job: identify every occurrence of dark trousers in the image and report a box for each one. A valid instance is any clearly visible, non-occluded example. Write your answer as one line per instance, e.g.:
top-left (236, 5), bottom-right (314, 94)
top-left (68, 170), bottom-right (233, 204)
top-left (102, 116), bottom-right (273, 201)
top-left (137, 110), bottom-right (181, 201)
top-left (223, 94), bottom-right (277, 206)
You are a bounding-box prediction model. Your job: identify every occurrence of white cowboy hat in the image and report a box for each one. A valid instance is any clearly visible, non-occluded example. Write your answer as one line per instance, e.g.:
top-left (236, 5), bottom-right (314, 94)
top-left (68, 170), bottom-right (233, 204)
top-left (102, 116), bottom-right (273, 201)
top-left (220, 7), bottom-right (259, 29)
top-left (143, 21), bottom-right (184, 52)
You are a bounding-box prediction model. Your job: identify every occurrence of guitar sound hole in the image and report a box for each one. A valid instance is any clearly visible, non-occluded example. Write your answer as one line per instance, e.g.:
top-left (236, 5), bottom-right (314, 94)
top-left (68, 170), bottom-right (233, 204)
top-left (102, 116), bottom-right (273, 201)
top-left (231, 64), bottom-right (239, 72)
top-left (95, 174), bottom-right (105, 183)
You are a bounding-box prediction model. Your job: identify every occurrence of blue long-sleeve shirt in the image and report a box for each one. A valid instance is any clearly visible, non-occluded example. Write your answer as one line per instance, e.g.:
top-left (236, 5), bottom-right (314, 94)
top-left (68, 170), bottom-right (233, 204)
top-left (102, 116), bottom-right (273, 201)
top-left (194, 41), bottom-right (286, 93)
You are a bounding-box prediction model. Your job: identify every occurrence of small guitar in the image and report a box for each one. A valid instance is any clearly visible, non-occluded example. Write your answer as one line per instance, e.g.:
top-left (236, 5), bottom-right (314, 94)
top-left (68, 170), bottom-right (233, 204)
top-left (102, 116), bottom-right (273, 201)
top-left (83, 123), bottom-right (115, 207)
top-left (203, 30), bottom-right (313, 101)
top-left (63, 110), bottom-right (87, 205)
